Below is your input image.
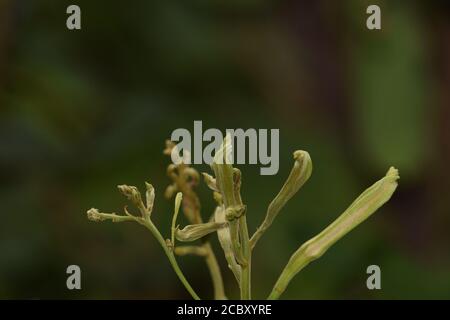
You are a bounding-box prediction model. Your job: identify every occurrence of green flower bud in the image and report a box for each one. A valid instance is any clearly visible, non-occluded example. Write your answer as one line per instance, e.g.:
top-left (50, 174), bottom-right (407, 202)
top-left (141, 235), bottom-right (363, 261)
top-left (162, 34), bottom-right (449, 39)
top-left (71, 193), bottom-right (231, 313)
top-left (251, 150), bottom-right (312, 248)
top-left (171, 192), bottom-right (183, 245)
top-left (145, 182), bottom-right (155, 215)
top-left (269, 167), bottom-right (399, 300)
top-left (274, 150), bottom-right (312, 204)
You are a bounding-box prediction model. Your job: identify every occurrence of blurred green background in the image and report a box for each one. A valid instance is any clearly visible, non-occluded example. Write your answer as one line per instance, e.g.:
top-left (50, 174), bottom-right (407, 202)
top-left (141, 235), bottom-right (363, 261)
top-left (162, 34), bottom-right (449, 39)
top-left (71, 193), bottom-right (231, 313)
top-left (1, 0), bottom-right (449, 299)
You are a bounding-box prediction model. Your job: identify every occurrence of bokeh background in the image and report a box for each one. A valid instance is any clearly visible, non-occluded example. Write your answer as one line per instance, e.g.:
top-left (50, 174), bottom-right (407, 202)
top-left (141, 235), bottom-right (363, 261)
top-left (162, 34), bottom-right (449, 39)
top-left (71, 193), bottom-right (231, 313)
top-left (1, 0), bottom-right (449, 299)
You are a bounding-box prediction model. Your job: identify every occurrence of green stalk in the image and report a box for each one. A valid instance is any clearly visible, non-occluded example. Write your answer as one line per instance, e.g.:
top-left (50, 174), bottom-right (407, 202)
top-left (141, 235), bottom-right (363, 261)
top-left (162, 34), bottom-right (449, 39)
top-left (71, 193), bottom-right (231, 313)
top-left (87, 208), bottom-right (200, 300)
top-left (139, 218), bottom-right (201, 300)
top-left (234, 169), bottom-right (251, 300)
top-left (238, 215), bottom-right (251, 300)
top-left (268, 167), bottom-right (399, 300)
top-left (202, 241), bottom-right (227, 299)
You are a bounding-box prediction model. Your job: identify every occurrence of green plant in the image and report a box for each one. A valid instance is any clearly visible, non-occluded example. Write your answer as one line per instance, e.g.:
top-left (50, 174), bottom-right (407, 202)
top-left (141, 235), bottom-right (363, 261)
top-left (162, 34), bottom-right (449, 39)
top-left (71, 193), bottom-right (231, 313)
top-left (86, 137), bottom-right (399, 299)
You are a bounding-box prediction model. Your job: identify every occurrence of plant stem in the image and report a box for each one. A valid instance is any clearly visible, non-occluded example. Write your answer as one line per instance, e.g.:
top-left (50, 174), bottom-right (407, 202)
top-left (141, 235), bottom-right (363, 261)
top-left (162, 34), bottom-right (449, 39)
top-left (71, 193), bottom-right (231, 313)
top-left (175, 245), bottom-right (208, 256)
top-left (233, 169), bottom-right (251, 300)
top-left (238, 215), bottom-right (251, 300)
top-left (202, 241), bottom-right (227, 299)
top-left (139, 218), bottom-right (200, 300)
top-left (267, 242), bottom-right (314, 300)
top-left (174, 170), bottom-right (226, 299)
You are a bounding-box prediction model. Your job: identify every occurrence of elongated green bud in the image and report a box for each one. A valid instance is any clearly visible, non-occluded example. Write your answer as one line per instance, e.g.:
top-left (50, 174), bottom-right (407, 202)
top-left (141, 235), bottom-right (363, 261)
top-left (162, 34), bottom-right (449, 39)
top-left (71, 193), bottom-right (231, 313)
top-left (268, 167), bottom-right (399, 300)
top-left (171, 192), bottom-right (183, 245)
top-left (174, 192), bottom-right (183, 219)
top-left (145, 182), bottom-right (155, 218)
top-left (274, 150), bottom-right (312, 204)
top-left (211, 133), bottom-right (236, 208)
top-left (176, 221), bottom-right (227, 242)
top-left (251, 150), bottom-right (312, 249)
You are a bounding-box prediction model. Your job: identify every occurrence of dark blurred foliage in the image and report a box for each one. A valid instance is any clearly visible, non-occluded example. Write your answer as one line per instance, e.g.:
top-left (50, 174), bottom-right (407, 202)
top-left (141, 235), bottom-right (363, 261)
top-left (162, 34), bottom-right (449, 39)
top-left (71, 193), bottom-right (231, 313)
top-left (0, 0), bottom-right (449, 299)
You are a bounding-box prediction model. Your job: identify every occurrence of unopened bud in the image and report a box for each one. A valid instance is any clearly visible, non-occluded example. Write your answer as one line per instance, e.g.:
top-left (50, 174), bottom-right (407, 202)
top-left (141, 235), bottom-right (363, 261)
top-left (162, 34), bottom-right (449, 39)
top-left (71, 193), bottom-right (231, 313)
top-left (145, 182), bottom-right (155, 215)
top-left (269, 167), bottom-right (400, 299)
top-left (87, 208), bottom-right (105, 222)
top-left (117, 185), bottom-right (142, 206)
